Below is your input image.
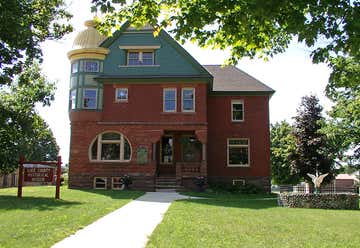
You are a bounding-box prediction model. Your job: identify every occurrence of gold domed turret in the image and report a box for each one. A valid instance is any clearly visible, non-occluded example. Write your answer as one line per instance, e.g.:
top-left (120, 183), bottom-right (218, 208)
top-left (67, 20), bottom-right (109, 62)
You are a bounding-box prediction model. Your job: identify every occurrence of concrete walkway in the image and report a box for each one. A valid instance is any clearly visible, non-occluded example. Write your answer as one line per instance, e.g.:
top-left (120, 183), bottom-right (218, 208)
top-left (52, 192), bottom-right (194, 248)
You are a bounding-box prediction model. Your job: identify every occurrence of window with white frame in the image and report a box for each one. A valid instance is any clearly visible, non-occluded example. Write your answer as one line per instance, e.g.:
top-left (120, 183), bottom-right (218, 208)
top-left (227, 138), bottom-right (250, 167)
top-left (182, 88), bottom-right (195, 112)
top-left (90, 132), bottom-right (131, 162)
top-left (232, 100), bottom-right (244, 121)
top-left (70, 90), bottom-right (76, 109)
top-left (163, 88), bottom-right (176, 112)
top-left (84, 60), bottom-right (100, 72)
top-left (83, 89), bottom-right (97, 109)
top-left (94, 177), bottom-right (107, 189)
top-left (115, 88), bottom-right (128, 102)
top-left (127, 51), bottom-right (154, 65)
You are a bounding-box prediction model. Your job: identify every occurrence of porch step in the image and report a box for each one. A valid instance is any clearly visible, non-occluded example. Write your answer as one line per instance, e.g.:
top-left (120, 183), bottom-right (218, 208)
top-left (156, 176), bottom-right (183, 192)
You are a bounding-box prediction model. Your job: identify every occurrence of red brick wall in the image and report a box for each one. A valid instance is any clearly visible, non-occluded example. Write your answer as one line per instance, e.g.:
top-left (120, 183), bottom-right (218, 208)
top-left (207, 95), bottom-right (271, 181)
top-left (101, 83), bottom-right (207, 123)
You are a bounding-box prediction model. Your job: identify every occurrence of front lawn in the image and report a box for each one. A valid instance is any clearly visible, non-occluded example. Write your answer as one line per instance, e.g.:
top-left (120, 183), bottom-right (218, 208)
top-left (0, 186), bottom-right (143, 248)
top-left (147, 192), bottom-right (360, 248)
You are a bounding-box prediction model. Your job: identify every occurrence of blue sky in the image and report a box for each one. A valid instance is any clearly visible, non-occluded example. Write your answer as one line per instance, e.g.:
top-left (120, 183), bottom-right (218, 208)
top-left (37, 0), bottom-right (332, 164)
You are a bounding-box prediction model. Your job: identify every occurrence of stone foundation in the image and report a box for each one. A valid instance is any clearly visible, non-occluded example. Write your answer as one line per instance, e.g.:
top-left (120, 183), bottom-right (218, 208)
top-left (69, 173), bottom-right (155, 191)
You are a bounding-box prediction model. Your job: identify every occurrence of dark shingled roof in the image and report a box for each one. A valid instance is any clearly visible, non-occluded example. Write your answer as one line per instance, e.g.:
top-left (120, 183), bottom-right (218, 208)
top-left (203, 65), bottom-right (275, 94)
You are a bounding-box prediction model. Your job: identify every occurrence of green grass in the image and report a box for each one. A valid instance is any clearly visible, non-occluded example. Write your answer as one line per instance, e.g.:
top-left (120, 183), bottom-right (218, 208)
top-left (0, 186), bottom-right (143, 248)
top-left (147, 192), bottom-right (360, 248)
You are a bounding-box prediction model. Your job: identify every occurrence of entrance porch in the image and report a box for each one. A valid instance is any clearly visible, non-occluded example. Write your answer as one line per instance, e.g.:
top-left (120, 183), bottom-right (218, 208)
top-left (155, 131), bottom-right (207, 190)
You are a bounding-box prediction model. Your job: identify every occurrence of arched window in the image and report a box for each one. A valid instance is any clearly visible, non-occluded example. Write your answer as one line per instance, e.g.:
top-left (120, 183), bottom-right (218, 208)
top-left (90, 132), bottom-right (131, 162)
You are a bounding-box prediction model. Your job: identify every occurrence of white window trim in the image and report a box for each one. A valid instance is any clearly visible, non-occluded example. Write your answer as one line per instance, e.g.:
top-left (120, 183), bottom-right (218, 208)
top-left (231, 100), bottom-right (244, 122)
top-left (127, 50), bottom-right (154, 65)
top-left (163, 88), bottom-right (177, 112)
top-left (227, 138), bottom-right (250, 167)
top-left (82, 88), bottom-right (98, 109)
top-left (93, 177), bottom-right (107, 189)
top-left (232, 179), bottom-right (246, 186)
top-left (115, 88), bottom-right (128, 102)
top-left (181, 88), bottom-right (195, 112)
top-left (89, 132), bottom-right (132, 163)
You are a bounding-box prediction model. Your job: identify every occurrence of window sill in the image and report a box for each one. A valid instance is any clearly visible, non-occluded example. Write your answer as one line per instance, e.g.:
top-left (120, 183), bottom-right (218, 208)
top-left (227, 164), bottom-right (250, 168)
top-left (161, 112), bottom-right (196, 115)
top-left (114, 100), bottom-right (128, 103)
top-left (231, 120), bottom-right (244, 123)
top-left (90, 160), bottom-right (131, 164)
top-left (119, 65), bottom-right (160, 68)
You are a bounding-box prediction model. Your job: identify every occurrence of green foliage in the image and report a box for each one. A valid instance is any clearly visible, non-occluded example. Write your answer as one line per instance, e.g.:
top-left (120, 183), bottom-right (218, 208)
top-left (0, 0), bottom-right (72, 85)
top-left (270, 121), bottom-right (299, 185)
top-left (0, 62), bottom-right (59, 174)
top-left (290, 95), bottom-right (335, 183)
top-left (208, 181), bottom-right (264, 194)
top-left (279, 192), bottom-right (359, 210)
top-left (91, 0), bottom-right (359, 64)
top-left (325, 57), bottom-right (360, 169)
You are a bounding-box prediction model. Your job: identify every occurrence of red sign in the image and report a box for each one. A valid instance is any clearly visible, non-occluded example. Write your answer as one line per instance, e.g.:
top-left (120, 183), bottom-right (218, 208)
top-left (24, 167), bottom-right (54, 182)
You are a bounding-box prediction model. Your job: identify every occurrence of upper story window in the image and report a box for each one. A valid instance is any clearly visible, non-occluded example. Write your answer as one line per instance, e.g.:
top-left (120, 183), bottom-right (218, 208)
top-left (182, 88), bottom-right (195, 112)
top-left (232, 100), bottom-right (244, 122)
top-left (71, 62), bottom-right (79, 73)
top-left (227, 138), bottom-right (250, 167)
top-left (84, 60), bottom-right (100, 72)
top-left (70, 90), bottom-right (76, 110)
top-left (90, 132), bottom-right (131, 162)
top-left (115, 88), bottom-right (128, 102)
top-left (127, 51), bottom-right (154, 65)
top-left (163, 88), bottom-right (177, 112)
top-left (83, 88), bottom-right (97, 109)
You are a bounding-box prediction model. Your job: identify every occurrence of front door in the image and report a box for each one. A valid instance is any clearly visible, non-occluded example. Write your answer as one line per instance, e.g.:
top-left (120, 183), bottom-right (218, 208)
top-left (157, 136), bottom-right (176, 175)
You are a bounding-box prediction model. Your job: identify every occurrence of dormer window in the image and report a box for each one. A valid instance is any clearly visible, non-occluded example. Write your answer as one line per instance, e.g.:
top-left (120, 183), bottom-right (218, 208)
top-left (127, 51), bottom-right (154, 65)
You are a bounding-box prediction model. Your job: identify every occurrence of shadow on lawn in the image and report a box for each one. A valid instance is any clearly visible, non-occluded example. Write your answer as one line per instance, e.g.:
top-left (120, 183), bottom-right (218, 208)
top-left (74, 188), bottom-right (144, 200)
top-left (179, 193), bottom-right (279, 210)
top-left (0, 195), bottom-right (82, 211)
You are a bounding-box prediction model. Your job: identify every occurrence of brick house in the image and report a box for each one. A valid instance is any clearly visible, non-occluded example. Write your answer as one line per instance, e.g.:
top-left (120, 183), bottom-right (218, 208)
top-left (67, 21), bottom-right (274, 191)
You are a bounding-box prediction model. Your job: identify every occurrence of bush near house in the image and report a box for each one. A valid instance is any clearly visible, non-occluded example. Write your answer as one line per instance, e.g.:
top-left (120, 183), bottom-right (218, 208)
top-left (279, 192), bottom-right (359, 209)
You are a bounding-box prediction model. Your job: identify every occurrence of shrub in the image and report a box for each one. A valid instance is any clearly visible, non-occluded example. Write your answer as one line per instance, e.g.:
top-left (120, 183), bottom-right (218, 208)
top-left (279, 193), bottom-right (359, 209)
top-left (208, 182), bottom-right (264, 194)
top-left (121, 174), bottom-right (132, 189)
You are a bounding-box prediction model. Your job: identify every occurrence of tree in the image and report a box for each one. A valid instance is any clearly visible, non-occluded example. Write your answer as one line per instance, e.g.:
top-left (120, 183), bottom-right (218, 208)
top-left (324, 57), bottom-right (360, 169)
top-left (0, 0), bottom-right (72, 85)
top-left (270, 121), bottom-right (299, 185)
top-left (91, 0), bottom-right (359, 64)
top-left (290, 95), bottom-right (335, 183)
top-left (0, 63), bottom-right (59, 174)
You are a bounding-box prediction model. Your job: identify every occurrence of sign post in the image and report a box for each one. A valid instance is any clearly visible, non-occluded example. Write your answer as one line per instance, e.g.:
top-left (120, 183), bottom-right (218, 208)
top-left (17, 156), bottom-right (24, 198)
top-left (17, 156), bottom-right (62, 199)
top-left (55, 156), bottom-right (61, 199)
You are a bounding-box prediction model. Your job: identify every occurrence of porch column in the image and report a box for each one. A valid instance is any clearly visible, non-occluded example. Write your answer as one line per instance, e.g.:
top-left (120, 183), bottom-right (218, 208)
top-left (202, 143), bottom-right (207, 162)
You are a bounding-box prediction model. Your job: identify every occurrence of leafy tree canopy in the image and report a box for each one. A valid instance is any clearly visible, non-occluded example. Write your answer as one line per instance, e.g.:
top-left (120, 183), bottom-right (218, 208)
top-left (324, 56), bottom-right (360, 168)
top-left (290, 95), bottom-right (335, 183)
top-left (270, 121), bottom-right (299, 185)
top-left (0, 0), bottom-right (72, 85)
top-left (0, 62), bottom-right (59, 174)
top-left (91, 0), bottom-right (359, 64)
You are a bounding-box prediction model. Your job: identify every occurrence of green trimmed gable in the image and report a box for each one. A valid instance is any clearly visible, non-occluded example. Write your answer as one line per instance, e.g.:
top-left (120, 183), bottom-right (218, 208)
top-left (101, 28), bottom-right (210, 77)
